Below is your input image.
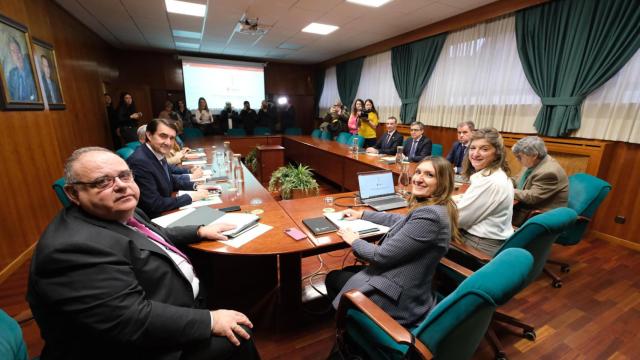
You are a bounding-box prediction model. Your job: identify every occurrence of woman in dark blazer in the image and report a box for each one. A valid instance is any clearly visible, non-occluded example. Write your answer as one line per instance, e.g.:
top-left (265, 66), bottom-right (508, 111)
top-left (325, 156), bottom-right (460, 327)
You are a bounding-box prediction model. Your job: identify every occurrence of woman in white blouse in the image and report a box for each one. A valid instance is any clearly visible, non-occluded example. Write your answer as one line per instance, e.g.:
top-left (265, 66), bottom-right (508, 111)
top-left (193, 97), bottom-right (214, 134)
top-left (456, 128), bottom-right (514, 255)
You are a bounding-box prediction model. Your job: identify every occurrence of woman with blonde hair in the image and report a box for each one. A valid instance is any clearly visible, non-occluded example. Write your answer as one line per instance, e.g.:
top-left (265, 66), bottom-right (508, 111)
top-left (325, 156), bottom-right (459, 327)
top-left (456, 127), bottom-right (514, 255)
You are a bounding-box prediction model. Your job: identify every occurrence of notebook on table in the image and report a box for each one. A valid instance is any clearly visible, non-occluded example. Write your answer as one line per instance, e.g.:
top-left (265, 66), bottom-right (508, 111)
top-left (302, 216), bottom-right (338, 236)
top-left (357, 171), bottom-right (408, 211)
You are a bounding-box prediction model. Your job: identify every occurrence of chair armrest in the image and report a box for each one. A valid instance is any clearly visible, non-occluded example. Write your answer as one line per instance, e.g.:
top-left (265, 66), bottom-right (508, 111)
top-left (577, 215), bottom-right (591, 223)
top-left (451, 241), bottom-right (492, 263)
top-left (336, 290), bottom-right (433, 360)
top-left (439, 257), bottom-right (474, 278)
top-left (13, 309), bottom-right (33, 325)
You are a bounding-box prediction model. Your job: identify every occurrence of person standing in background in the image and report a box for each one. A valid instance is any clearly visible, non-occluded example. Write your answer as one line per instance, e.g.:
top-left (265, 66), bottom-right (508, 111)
top-left (116, 92), bottom-right (142, 143)
top-left (194, 97), bottom-right (214, 135)
top-left (240, 101), bottom-right (258, 135)
top-left (105, 93), bottom-right (120, 149)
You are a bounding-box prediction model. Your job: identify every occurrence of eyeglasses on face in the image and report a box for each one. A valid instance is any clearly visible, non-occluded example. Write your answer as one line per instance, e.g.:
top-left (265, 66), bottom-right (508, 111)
top-left (69, 170), bottom-right (134, 190)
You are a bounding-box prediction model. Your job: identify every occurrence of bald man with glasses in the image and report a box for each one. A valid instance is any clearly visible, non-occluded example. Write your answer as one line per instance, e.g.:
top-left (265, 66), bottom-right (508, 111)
top-left (27, 147), bottom-right (260, 360)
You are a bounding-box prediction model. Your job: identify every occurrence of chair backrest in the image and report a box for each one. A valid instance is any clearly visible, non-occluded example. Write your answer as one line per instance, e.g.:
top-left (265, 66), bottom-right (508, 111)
top-left (0, 309), bottom-right (29, 360)
top-left (52, 177), bottom-right (71, 208)
top-left (336, 132), bottom-right (351, 145)
top-left (181, 127), bottom-right (204, 140)
top-left (284, 127), bottom-right (302, 135)
top-left (254, 127), bottom-right (271, 135)
top-left (497, 207), bottom-right (577, 285)
top-left (311, 129), bottom-right (322, 138)
top-left (227, 128), bottom-right (247, 136)
top-left (557, 173), bottom-right (611, 246)
top-left (115, 147), bottom-right (134, 160)
top-left (175, 135), bottom-right (184, 148)
top-left (414, 249), bottom-right (534, 360)
top-left (320, 130), bottom-right (332, 140)
top-left (126, 141), bottom-right (141, 149)
top-left (342, 249), bottom-right (533, 360)
top-left (431, 143), bottom-right (443, 156)
top-left (349, 135), bottom-right (365, 148)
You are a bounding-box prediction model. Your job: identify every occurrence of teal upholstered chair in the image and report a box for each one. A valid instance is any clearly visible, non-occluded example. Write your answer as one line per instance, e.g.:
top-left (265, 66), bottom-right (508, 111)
top-left (336, 132), bottom-right (351, 145)
top-left (227, 128), bottom-right (247, 136)
top-left (335, 249), bottom-right (533, 360)
top-left (115, 147), bottom-right (134, 160)
top-left (254, 127), bottom-right (271, 135)
top-left (349, 135), bottom-right (365, 148)
top-left (452, 207), bottom-right (577, 359)
top-left (126, 141), bottom-right (141, 149)
top-left (543, 173), bottom-right (611, 286)
top-left (52, 177), bottom-right (71, 208)
top-left (311, 129), bottom-right (322, 138)
top-left (320, 130), bottom-right (332, 140)
top-left (175, 135), bottom-right (184, 148)
top-left (431, 143), bottom-right (443, 157)
top-left (182, 127), bottom-right (204, 141)
top-left (0, 309), bottom-right (29, 360)
top-left (284, 127), bottom-right (302, 135)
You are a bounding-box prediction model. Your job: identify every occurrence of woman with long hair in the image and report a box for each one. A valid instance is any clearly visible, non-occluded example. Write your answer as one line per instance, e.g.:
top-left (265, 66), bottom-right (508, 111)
top-left (194, 97), bottom-right (214, 134)
top-left (347, 99), bottom-right (364, 135)
top-left (456, 127), bottom-right (514, 255)
top-left (358, 99), bottom-right (379, 148)
top-left (325, 156), bottom-right (458, 327)
top-left (116, 92), bottom-right (142, 143)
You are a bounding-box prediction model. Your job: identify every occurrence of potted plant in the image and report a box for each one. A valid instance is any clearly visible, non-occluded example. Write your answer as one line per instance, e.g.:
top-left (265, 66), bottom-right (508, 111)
top-left (245, 147), bottom-right (258, 174)
top-left (268, 164), bottom-right (319, 200)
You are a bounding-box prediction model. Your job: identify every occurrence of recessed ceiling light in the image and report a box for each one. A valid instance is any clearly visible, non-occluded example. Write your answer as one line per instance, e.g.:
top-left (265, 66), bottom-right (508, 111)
top-left (175, 42), bottom-right (200, 49)
top-left (302, 23), bottom-right (339, 35)
top-left (347, 0), bottom-right (392, 7)
top-left (172, 29), bottom-right (202, 39)
top-left (165, 0), bottom-right (206, 17)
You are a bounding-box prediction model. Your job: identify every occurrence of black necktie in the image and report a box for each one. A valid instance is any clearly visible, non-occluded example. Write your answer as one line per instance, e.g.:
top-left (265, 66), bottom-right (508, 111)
top-left (160, 158), bottom-right (170, 181)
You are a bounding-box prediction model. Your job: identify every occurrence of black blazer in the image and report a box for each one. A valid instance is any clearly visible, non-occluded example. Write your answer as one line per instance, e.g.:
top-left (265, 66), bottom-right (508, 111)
top-left (372, 131), bottom-right (404, 155)
top-left (127, 145), bottom-right (194, 218)
top-left (403, 136), bottom-right (432, 162)
top-left (27, 207), bottom-right (211, 360)
top-left (446, 141), bottom-right (467, 170)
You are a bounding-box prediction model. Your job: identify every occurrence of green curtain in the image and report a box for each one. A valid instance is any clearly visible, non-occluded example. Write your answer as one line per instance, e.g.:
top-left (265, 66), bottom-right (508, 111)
top-left (336, 57), bottom-right (364, 108)
top-left (516, 0), bottom-right (640, 137)
top-left (314, 69), bottom-right (325, 117)
top-left (391, 33), bottom-right (447, 124)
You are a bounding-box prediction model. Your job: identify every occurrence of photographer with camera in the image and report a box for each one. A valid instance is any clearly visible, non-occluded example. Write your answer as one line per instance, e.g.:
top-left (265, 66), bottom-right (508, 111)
top-left (358, 99), bottom-right (379, 147)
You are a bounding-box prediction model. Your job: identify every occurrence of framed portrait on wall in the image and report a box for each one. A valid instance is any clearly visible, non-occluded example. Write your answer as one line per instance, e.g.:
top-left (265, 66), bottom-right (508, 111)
top-left (0, 13), bottom-right (43, 110)
top-left (32, 38), bottom-right (65, 110)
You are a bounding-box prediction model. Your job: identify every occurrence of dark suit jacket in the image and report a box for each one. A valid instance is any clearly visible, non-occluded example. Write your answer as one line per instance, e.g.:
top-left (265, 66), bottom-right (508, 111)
top-left (402, 136), bottom-right (432, 162)
top-left (446, 141), bottom-right (467, 171)
top-left (27, 207), bottom-right (211, 360)
top-left (127, 145), bottom-right (194, 218)
top-left (41, 75), bottom-right (62, 103)
top-left (331, 206), bottom-right (450, 327)
top-left (372, 131), bottom-right (404, 155)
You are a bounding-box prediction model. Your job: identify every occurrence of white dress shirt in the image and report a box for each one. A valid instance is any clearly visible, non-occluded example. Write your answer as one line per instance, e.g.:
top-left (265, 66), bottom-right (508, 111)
top-left (456, 168), bottom-right (514, 240)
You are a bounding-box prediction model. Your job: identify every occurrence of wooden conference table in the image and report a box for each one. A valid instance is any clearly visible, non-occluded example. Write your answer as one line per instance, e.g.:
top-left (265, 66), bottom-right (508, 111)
top-left (182, 135), bottom-right (424, 324)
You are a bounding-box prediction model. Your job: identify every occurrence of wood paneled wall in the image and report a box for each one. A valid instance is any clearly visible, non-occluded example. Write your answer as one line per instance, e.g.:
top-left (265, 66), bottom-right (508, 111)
top-left (398, 124), bottom-right (640, 250)
top-left (0, 0), bottom-right (117, 278)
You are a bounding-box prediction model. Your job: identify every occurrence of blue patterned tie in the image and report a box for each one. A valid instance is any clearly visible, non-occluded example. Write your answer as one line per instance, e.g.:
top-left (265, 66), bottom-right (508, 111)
top-left (409, 140), bottom-right (417, 158)
top-left (160, 158), bottom-right (171, 181)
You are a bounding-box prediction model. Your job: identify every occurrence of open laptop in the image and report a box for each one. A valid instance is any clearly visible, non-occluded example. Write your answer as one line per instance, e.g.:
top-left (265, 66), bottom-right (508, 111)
top-left (357, 171), bottom-right (408, 211)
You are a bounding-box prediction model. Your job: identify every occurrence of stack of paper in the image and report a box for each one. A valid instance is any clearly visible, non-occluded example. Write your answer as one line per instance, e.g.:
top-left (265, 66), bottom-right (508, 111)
top-left (178, 190), bottom-right (222, 209)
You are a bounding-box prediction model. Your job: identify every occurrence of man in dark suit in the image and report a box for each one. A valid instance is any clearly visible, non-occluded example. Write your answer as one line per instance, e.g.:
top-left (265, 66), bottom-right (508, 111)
top-left (220, 102), bottom-right (240, 133)
top-left (402, 121), bottom-right (432, 162)
top-left (239, 101), bottom-right (258, 135)
top-left (446, 121), bottom-right (475, 174)
top-left (127, 119), bottom-right (209, 218)
top-left (365, 116), bottom-right (404, 155)
top-left (27, 147), bottom-right (260, 360)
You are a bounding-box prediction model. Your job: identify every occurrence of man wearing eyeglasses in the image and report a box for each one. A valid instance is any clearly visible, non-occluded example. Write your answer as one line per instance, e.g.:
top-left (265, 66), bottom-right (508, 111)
top-left (127, 118), bottom-right (209, 218)
top-left (27, 147), bottom-right (260, 360)
top-left (402, 121), bottom-right (432, 162)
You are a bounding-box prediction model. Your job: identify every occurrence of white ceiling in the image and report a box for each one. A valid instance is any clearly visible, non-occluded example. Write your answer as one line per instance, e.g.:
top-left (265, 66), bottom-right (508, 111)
top-left (54, 0), bottom-right (496, 63)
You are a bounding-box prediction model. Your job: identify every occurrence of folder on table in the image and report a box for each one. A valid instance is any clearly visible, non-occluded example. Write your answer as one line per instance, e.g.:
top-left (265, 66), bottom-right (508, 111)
top-left (302, 216), bottom-right (338, 236)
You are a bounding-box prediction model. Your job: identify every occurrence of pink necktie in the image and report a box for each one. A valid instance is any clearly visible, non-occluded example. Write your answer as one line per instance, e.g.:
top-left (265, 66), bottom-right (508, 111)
top-left (127, 217), bottom-right (191, 264)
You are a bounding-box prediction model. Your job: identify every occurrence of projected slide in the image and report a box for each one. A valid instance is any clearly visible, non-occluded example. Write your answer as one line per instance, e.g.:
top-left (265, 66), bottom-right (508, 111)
top-left (182, 58), bottom-right (265, 112)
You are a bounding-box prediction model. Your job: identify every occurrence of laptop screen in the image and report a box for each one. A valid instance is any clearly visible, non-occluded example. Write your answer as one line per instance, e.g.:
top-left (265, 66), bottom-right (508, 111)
top-left (358, 171), bottom-right (395, 200)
